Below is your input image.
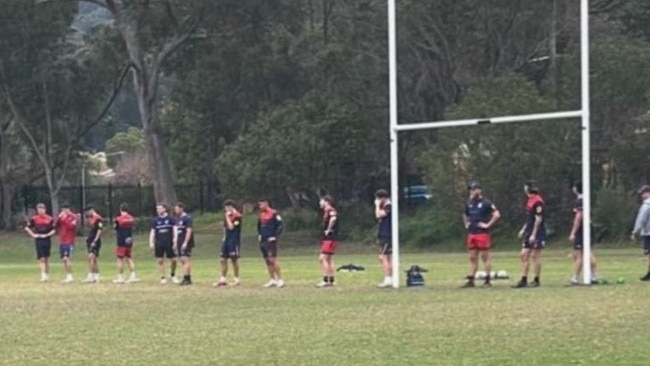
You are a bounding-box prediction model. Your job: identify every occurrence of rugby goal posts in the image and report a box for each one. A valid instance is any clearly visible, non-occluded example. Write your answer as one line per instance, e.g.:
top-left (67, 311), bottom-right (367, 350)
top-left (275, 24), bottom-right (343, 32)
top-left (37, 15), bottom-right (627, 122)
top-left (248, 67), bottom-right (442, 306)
top-left (387, 0), bottom-right (593, 288)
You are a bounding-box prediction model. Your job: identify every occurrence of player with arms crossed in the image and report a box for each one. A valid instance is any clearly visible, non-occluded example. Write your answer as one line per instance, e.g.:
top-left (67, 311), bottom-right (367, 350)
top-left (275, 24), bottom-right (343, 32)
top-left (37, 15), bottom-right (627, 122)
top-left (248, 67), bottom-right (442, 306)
top-left (174, 203), bottom-right (194, 286)
top-left (149, 204), bottom-right (179, 284)
top-left (462, 182), bottom-right (501, 288)
top-left (216, 199), bottom-right (242, 287)
top-left (632, 185), bottom-right (650, 281)
top-left (375, 189), bottom-right (393, 288)
top-left (258, 198), bottom-right (284, 288)
top-left (568, 181), bottom-right (598, 285)
top-left (56, 204), bottom-right (79, 283)
top-left (24, 203), bottom-right (56, 282)
top-left (514, 181), bottom-right (547, 288)
top-left (113, 203), bottom-right (138, 284)
top-left (83, 206), bottom-right (104, 283)
top-left (316, 195), bottom-right (339, 288)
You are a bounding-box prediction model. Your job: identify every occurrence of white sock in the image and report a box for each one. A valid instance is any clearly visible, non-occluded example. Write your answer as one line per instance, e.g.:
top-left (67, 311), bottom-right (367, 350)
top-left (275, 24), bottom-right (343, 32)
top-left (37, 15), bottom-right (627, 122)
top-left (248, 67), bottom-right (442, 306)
top-left (129, 272), bottom-right (136, 278)
top-left (384, 276), bottom-right (392, 283)
top-left (94, 273), bottom-right (99, 280)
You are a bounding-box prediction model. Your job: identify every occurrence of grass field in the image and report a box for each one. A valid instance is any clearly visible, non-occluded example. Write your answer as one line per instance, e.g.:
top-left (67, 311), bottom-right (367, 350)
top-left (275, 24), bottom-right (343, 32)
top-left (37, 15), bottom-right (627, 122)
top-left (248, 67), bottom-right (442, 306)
top-left (1, 230), bottom-right (649, 366)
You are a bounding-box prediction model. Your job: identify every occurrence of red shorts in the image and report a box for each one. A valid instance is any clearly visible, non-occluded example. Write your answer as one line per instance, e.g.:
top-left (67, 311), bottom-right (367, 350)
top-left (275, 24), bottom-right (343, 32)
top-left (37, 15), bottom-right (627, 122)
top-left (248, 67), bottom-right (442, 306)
top-left (116, 246), bottom-right (133, 258)
top-left (321, 240), bottom-right (337, 255)
top-left (467, 233), bottom-right (491, 251)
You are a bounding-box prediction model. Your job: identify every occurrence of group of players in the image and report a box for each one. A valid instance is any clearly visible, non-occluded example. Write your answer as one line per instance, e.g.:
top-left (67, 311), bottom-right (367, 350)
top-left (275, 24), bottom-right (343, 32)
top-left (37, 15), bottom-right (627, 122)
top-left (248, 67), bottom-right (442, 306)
top-left (22, 179), bottom-right (650, 288)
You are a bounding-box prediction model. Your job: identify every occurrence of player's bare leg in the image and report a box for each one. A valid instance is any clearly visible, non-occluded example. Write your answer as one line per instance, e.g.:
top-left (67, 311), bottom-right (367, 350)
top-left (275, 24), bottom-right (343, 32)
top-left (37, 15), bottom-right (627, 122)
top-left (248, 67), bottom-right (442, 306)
top-left (39, 258), bottom-right (49, 282)
top-left (85, 253), bottom-right (98, 283)
top-left (571, 250), bottom-right (582, 285)
top-left (317, 254), bottom-right (335, 287)
top-left (378, 254), bottom-right (392, 287)
top-left (231, 258), bottom-right (240, 285)
top-left (531, 249), bottom-right (542, 286)
top-left (263, 258), bottom-right (277, 287)
top-left (515, 249), bottom-right (531, 288)
top-left (62, 256), bottom-right (73, 283)
top-left (217, 257), bottom-right (229, 286)
top-left (157, 257), bottom-right (166, 284)
top-left (180, 256), bottom-right (192, 285)
top-left (170, 258), bottom-right (179, 283)
top-left (114, 258), bottom-right (125, 284)
top-left (480, 250), bottom-right (492, 288)
top-left (327, 255), bottom-right (335, 285)
top-left (272, 257), bottom-right (283, 287)
top-left (462, 250), bottom-right (479, 288)
top-left (126, 257), bottom-right (137, 282)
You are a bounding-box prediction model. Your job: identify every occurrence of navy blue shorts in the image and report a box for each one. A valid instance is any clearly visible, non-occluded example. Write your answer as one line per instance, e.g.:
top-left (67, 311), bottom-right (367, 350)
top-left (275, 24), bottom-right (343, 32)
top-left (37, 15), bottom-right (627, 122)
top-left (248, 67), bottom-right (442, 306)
top-left (86, 240), bottom-right (102, 257)
top-left (260, 240), bottom-right (278, 258)
top-left (522, 235), bottom-right (546, 250)
top-left (59, 244), bottom-right (74, 259)
top-left (643, 236), bottom-right (650, 256)
top-left (378, 237), bottom-right (392, 255)
top-left (35, 240), bottom-right (51, 259)
top-left (154, 243), bottom-right (176, 259)
top-left (177, 244), bottom-right (193, 258)
top-left (221, 241), bottom-right (240, 259)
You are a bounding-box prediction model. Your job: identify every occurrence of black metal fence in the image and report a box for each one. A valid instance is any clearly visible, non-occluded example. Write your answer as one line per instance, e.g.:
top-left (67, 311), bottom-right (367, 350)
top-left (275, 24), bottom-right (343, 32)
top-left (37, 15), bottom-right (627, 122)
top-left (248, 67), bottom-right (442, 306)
top-left (16, 183), bottom-right (220, 219)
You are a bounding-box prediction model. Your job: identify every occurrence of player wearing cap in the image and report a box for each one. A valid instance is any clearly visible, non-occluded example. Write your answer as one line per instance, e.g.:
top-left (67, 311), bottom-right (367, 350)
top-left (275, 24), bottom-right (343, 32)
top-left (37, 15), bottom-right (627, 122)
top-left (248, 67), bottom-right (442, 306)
top-left (462, 182), bottom-right (501, 288)
top-left (568, 181), bottom-right (598, 285)
top-left (514, 181), bottom-right (546, 288)
top-left (632, 185), bottom-right (650, 281)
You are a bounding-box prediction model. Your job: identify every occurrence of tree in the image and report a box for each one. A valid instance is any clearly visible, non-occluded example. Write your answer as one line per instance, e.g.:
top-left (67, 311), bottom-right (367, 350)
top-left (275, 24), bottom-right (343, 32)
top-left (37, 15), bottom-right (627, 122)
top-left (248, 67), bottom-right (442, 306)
top-left (1, 0), bottom-right (123, 213)
top-left (80, 0), bottom-right (217, 205)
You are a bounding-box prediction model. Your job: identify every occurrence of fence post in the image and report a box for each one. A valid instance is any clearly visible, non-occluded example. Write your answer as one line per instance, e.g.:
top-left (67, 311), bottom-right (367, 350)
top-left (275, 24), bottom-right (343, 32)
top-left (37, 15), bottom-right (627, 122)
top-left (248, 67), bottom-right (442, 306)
top-left (137, 183), bottom-right (143, 217)
top-left (22, 185), bottom-right (28, 215)
top-left (199, 180), bottom-right (205, 214)
top-left (108, 183), bottom-right (113, 219)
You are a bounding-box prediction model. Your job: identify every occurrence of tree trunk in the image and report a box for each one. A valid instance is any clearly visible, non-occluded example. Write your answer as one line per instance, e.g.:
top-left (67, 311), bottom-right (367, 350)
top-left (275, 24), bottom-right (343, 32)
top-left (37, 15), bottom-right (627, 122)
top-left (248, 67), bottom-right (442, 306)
top-left (122, 19), bottom-right (178, 206)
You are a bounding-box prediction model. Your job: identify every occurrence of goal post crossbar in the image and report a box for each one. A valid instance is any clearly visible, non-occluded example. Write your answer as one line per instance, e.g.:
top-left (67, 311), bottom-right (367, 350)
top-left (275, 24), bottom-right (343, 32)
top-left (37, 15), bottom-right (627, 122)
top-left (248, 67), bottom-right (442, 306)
top-left (387, 0), bottom-right (592, 289)
top-left (394, 110), bottom-right (583, 132)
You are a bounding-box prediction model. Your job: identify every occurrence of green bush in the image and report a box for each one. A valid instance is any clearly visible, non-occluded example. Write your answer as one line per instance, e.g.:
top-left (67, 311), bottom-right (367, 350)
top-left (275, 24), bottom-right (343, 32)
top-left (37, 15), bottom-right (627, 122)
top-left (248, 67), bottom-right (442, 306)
top-left (593, 188), bottom-right (638, 241)
top-left (400, 203), bottom-right (465, 249)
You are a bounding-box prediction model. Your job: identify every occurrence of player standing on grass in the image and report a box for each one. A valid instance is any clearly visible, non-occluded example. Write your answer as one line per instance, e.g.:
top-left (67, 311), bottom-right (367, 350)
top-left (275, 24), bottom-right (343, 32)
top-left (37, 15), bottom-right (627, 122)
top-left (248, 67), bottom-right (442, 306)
top-left (56, 204), bottom-right (79, 283)
top-left (113, 203), bottom-right (138, 284)
top-left (216, 199), bottom-right (242, 287)
top-left (375, 189), bottom-right (393, 288)
top-left (149, 204), bottom-right (179, 284)
top-left (83, 206), bottom-right (104, 283)
top-left (568, 181), bottom-right (598, 285)
top-left (174, 203), bottom-right (194, 286)
top-left (632, 185), bottom-right (650, 282)
top-left (258, 198), bottom-right (284, 288)
top-left (514, 181), bottom-right (546, 288)
top-left (461, 182), bottom-right (501, 288)
top-left (24, 203), bottom-right (56, 282)
top-left (316, 195), bottom-right (339, 288)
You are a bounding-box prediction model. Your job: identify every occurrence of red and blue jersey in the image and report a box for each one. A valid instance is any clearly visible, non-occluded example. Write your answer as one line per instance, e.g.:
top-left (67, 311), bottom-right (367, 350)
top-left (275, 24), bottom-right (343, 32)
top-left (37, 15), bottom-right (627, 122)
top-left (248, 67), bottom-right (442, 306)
top-left (224, 210), bottom-right (242, 245)
top-left (56, 212), bottom-right (78, 245)
top-left (175, 213), bottom-right (194, 247)
top-left (322, 207), bottom-right (339, 240)
top-left (377, 201), bottom-right (392, 239)
top-left (114, 213), bottom-right (135, 247)
top-left (524, 194), bottom-right (546, 238)
top-left (258, 208), bottom-right (283, 240)
top-left (465, 197), bottom-right (496, 234)
top-left (28, 214), bottom-right (55, 244)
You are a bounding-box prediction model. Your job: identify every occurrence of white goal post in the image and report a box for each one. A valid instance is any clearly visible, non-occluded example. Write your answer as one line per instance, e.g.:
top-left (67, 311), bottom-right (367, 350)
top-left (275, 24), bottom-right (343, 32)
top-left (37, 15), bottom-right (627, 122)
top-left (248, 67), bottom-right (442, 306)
top-left (387, 0), bottom-right (592, 288)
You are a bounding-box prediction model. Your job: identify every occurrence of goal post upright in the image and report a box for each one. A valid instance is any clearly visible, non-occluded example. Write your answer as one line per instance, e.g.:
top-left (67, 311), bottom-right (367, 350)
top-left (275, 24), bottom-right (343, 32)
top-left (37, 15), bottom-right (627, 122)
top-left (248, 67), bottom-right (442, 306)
top-left (386, 0), bottom-right (591, 288)
top-left (580, 0), bottom-right (592, 285)
top-left (387, 0), bottom-right (401, 288)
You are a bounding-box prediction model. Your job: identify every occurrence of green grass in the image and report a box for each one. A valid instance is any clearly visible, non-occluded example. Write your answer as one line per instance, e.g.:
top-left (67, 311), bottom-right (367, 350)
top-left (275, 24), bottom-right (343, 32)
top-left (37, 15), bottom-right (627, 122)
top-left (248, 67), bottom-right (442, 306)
top-left (1, 230), bottom-right (649, 366)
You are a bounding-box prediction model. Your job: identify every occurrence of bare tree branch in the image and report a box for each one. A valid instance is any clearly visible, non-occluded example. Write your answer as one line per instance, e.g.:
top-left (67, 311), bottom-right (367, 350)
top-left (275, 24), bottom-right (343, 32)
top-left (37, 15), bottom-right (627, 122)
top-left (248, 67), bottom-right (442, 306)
top-left (79, 63), bottom-right (133, 137)
top-left (80, 0), bottom-right (109, 9)
top-left (3, 88), bottom-right (48, 171)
